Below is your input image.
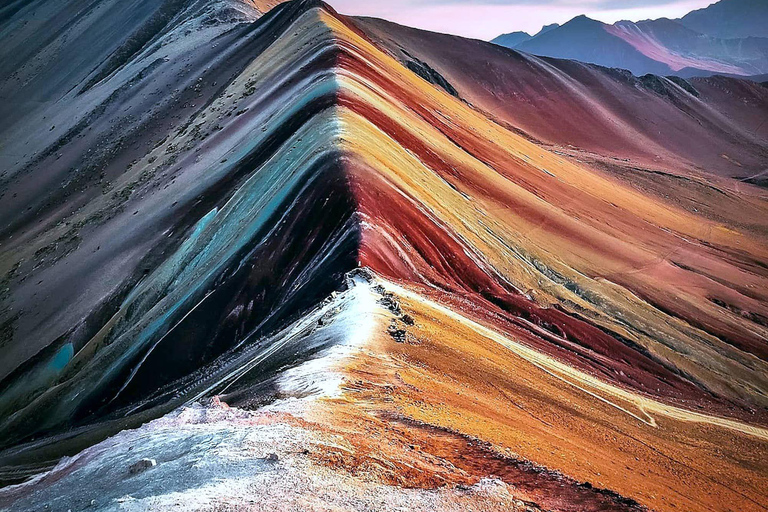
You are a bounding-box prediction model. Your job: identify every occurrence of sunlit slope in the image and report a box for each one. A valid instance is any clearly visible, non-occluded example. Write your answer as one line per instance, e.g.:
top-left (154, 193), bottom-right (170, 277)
top-left (311, 8), bottom-right (768, 509)
top-left (324, 281), bottom-right (768, 512)
top-left (357, 17), bottom-right (768, 184)
top-left (317, 9), bottom-right (768, 418)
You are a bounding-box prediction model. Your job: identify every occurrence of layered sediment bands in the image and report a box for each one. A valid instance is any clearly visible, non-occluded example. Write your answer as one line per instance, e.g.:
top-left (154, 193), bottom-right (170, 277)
top-left (355, 17), bottom-right (768, 183)
top-left (0, 1), bottom-right (361, 452)
top-left (319, 8), bottom-right (768, 419)
top-left (0, 121), bottom-right (360, 446)
top-left (328, 281), bottom-right (768, 512)
top-left (1, 1), bottom-right (768, 510)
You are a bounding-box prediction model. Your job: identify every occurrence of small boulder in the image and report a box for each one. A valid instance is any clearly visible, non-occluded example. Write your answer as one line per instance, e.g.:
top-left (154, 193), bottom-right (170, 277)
top-left (387, 323), bottom-right (407, 343)
top-left (128, 458), bottom-right (157, 474)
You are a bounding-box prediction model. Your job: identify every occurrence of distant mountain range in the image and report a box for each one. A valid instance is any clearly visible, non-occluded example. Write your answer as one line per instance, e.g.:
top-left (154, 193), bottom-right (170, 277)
top-left (681, 0), bottom-right (768, 39)
top-left (492, 23), bottom-right (559, 48)
top-left (492, 0), bottom-right (768, 77)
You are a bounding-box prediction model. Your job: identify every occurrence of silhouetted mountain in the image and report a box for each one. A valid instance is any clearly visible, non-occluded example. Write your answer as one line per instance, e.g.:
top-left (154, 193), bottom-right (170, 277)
top-left (491, 23), bottom-right (560, 49)
top-left (491, 30), bottom-right (531, 47)
top-left (534, 23), bottom-right (560, 37)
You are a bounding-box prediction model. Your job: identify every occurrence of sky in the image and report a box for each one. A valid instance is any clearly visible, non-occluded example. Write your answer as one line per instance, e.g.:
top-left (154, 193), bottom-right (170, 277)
top-left (329, 0), bottom-right (718, 40)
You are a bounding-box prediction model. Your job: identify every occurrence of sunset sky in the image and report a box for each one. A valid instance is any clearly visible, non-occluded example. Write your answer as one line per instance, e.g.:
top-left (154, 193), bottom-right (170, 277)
top-left (330, 0), bottom-right (718, 40)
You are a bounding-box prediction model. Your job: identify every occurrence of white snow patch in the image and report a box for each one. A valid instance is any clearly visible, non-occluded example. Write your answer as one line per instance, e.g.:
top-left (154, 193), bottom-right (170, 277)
top-left (273, 273), bottom-right (380, 400)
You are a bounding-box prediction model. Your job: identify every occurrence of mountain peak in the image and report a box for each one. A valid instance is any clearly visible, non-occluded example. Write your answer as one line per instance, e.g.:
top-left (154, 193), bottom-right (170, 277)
top-left (570, 14), bottom-right (597, 22)
top-left (491, 30), bottom-right (532, 47)
top-left (535, 22), bottom-right (560, 36)
top-left (559, 14), bottom-right (605, 30)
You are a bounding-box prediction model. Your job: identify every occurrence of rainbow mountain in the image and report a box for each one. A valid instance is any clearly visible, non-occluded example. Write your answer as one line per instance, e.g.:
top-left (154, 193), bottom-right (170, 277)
top-left (0, 1), bottom-right (767, 510)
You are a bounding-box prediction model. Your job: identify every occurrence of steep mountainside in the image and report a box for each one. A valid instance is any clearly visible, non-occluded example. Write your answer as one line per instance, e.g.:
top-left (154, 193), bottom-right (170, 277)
top-left (1, 1), bottom-right (767, 511)
top-left (608, 17), bottom-right (768, 75)
top-left (681, 0), bottom-right (768, 39)
top-left (362, 16), bottom-right (768, 183)
top-left (513, 15), bottom-right (675, 75)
